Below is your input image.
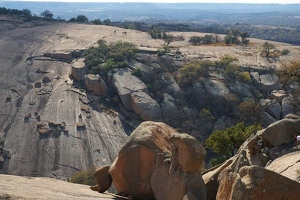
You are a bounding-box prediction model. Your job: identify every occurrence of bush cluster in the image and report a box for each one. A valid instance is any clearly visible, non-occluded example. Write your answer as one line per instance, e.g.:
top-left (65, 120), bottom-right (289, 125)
top-left (206, 123), bottom-right (262, 166)
top-left (83, 40), bottom-right (137, 77)
top-left (177, 55), bottom-right (249, 88)
top-left (70, 168), bottom-right (96, 186)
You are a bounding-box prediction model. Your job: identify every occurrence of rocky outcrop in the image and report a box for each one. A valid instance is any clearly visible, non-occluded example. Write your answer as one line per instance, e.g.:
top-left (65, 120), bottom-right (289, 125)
top-left (161, 93), bottom-right (181, 126)
top-left (110, 67), bottom-right (148, 111)
top-left (187, 82), bottom-right (206, 109)
top-left (266, 151), bottom-right (300, 182)
top-left (128, 61), bottom-right (157, 83)
top-left (44, 51), bottom-right (73, 61)
top-left (71, 58), bottom-right (88, 81)
top-left (259, 114), bottom-right (300, 147)
top-left (217, 166), bottom-right (300, 200)
top-left (202, 78), bottom-right (231, 117)
top-left (91, 165), bottom-right (112, 193)
top-left (259, 74), bottom-right (280, 93)
top-left (84, 74), bottom-right (107, 96)
top-left (159, 73), bottom-right (183, 102)
top-left (227, 81), bottom-right (253, 99)
top-left (203, 115), bottom-right (300, 200)
top-left (282, 96), bottom-right (293, 117)
top-left (250, 72), bottom-right (280, 93)
top-left (270, 90), bottom-right (287, 102)
top-left (260, 99), bottom-right (282, 120)
top-left (130, 91), bottom-right (162, 121)
top-left (93, 121), bottom-right (207, 200)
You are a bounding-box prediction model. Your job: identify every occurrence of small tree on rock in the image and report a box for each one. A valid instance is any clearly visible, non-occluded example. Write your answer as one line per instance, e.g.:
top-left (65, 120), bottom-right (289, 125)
top-left (41, 10), bottom-right (53, 19)
top-left (206, 123), bottom-right (261, 166)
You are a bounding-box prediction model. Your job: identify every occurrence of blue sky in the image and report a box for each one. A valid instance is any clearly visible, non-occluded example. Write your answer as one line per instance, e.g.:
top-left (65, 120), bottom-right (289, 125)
top-left (18, 0), bottom-right (300, 3)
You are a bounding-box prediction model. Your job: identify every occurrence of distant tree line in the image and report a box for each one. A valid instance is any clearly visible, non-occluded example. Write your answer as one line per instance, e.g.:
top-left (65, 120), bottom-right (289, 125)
top-left (153, 22), bottom-right (300, 45)
top-left (0, 7), bottom-right (31, 16)
top-left (188, 34), bottom-right (220, 45)
top-left (1, 6), bottom-right (299, 45)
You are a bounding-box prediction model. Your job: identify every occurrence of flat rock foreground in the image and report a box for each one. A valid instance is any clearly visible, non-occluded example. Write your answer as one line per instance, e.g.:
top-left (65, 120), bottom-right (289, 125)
top-left (0, 174), bottom-right (127, 200)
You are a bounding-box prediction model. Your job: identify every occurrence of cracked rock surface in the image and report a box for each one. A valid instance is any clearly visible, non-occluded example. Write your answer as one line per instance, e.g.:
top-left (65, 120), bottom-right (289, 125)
top-left (0, 21), bottom-right (129, 179)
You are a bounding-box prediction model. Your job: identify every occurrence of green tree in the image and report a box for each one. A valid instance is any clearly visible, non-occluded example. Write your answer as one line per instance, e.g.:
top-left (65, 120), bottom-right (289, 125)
top-left (240, 32), bottom-right (250, 45)
top-left (189, 36), bottom-right (202, 45)
top-left (202, 34), bottom-right (214, 44)
top-left (83, 40), bottom-right (137, 77)
top-left (41, 10), bottom-right (53, 19)
top-left (206, 123), bottom-right (261, 166)
top-left (177, 61), bottom-right (211, 88)
top-left (149, 28), bottom-right (163, 39)
top-left (76, 15), bottom-right (89, 23)
top-left (68, 17), bottom-right (76, 22)
top-left (224, 29), bottom-right (241, 45)
top-left (239, 101), bottom-right (263, 133)
top-left (102, 19), bottom-right (111, 26)
top-left (91, 18), bottom-right (101, 25)
top-left (261, 42), bottom-right (276, 58)
top-left (225, 64), bottom-right (242, 79)
top-left (277, 60), bottom-right (300, 87)
top-left (22, 9), bottom-right (32, 17)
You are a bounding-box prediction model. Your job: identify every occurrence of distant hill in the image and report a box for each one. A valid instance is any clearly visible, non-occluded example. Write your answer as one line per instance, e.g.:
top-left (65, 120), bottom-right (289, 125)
top-left (1, 1), bottom-right (300, 25)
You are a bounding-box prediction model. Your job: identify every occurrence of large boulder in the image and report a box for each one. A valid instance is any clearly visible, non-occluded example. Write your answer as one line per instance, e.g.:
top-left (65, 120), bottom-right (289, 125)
top-left (227, 81), bottom-right (253, 99)
top-left (282, 96), bottom-right (293, 117)
top-left (71, 59), bottom-right (88, 81)
top-left (93, 121), bottom-right (207, 200)
top-left (158, 72), bottom-right (185, 104)
top-left (259, 114), bottom-right (300, 147)
top-left (202, 78), bottom-right (231, 117)
top-left (217, 166), bottom-right (300, 200)
top-left (270, 90), bottom-right (287, 103)
top-left (187, 82), bottom-right (206, 109)
top-left (84, 74), bottom-right (107, 96)
top-left (250, 72), bottom-right (280, 93)
top-left (110, 68), bottom-right (148, 111)
top-left (90, 165), bottom-right (112, 193)
top-left (128, 61), bottom-right (156, 83)
top-left (130, 91), bottom-right (162, 121)
top-left (266, 151), bottom-right (300, 182)
top-left (250, 71), bottom-right (261, 88)
top-left (161, 93), bottom-right (181, 126)
top-left (259, 74), bottom-right (280, 93)
top-left (260, 99), bottom-right (282, 120)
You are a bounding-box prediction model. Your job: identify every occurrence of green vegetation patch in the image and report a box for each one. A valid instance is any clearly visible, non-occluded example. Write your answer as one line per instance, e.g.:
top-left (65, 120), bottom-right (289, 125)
top-left (206, 123), bottom-right (262, 166)
top-left (70, 167), bottom-right (96, 186)
top-left (83, 40), bottom-right (137, 77)
top-left (177, 55), bottom-right (244, 88)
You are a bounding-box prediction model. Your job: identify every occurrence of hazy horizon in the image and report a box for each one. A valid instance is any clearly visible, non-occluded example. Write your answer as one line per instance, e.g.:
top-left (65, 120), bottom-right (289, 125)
top-left (8, 0), bottom-right (300, 4)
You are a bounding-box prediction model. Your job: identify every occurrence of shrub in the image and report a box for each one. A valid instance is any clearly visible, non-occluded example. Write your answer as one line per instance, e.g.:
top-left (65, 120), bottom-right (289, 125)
top-left (239, 71), bottom-right (251, 83)
top-left (225, 63), bottom-right (242, 79)
top-left (70, 167), bottom-right (96, 186)
top-left (206, 123), bottom-right (261, 166)
top-left (83, 40), bottom-right (137, 77)
top-left (199, 108), bottom-right (215, 121)
top-left (216, 54), bottom-right (238, 67)
top-left (131, 68), bottom-right (142, 78)
top-left (189, 36), bottom-right (202, 45)
top-left (177, 62), bottom-right (205, 88)
top-left (281, 49), bottom-right (290, 56)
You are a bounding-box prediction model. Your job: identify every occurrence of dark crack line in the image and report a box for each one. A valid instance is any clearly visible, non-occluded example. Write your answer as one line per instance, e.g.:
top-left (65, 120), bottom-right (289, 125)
top-left (51, 162), bottom-right (80, 171)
